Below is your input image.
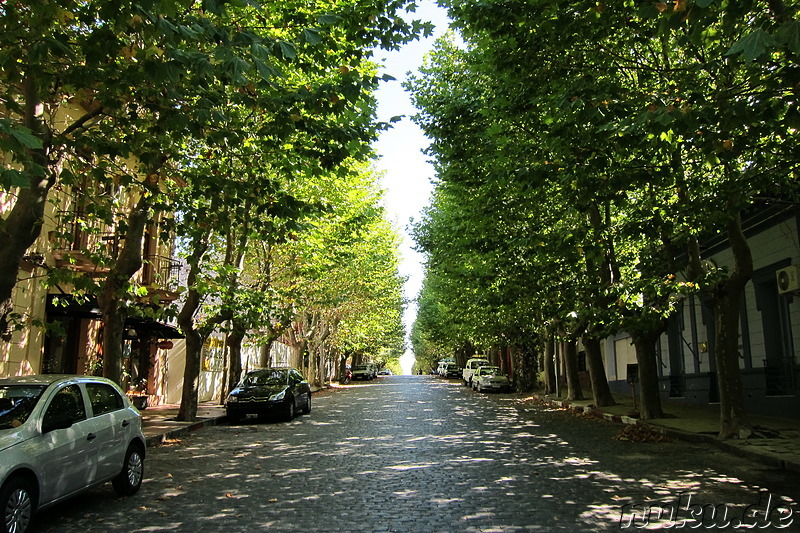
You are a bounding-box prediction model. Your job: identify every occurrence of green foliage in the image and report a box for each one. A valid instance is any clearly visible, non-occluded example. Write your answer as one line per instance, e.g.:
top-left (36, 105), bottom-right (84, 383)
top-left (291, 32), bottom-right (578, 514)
top-left (407, 1), bottom-right (800, 356)
top-left (1, 0), bottom-right (427, 375)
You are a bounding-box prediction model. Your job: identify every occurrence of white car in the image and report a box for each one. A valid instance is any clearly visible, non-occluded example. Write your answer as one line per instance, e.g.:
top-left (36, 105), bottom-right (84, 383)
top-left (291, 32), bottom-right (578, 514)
top-left (0, 375), bottom-right (146, 533)
top-left (351, 365), bottom-right (374, 381)
top-left (472, 366), bottom-right (512, 393)
top-left (462, 357), bottom-right (490, 387)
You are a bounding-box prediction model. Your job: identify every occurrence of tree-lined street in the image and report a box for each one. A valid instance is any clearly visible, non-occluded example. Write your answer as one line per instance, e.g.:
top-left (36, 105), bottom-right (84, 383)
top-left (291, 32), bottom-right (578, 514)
top-left (36, 376), bottom-right (799, 531)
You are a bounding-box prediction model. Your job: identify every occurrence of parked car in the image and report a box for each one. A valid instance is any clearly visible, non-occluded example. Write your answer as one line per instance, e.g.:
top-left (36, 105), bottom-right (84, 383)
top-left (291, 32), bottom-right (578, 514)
top-left (472, 366), bottom-right (512, 393)
top-left (351, 365), bottom-right (374, 381)
top-left (226, 367), bottom-right (312, 423)
top-left (441, 363), bottom-right (462, 379)
top-left (0, 374), bottom-right (146, 533)
top-left (462, 357), bottom-right (491, 387)
top-left (436, 359), bottom-right (456, 376)
top-left (377, 368), bottom-right (393, 376)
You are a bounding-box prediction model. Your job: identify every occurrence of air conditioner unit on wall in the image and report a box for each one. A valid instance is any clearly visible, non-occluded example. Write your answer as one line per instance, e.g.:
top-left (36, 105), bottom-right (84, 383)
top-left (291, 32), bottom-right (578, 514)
top-left (776, 265), bottom-right (800, 294)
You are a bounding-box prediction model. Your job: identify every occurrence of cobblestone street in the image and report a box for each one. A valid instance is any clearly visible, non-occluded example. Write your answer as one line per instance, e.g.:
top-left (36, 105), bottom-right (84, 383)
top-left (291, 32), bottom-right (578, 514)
top-left (37, 376), bottom-right (800, 532)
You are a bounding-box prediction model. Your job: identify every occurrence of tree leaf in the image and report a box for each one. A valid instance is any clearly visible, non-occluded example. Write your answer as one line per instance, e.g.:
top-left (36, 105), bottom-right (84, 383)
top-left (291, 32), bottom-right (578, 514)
top-left (725, 28), bottom-right (778, 61)
top-left (317, 14), bottom-right (340, 25)
top-left (0, 121), bottom-right (44, 149)
top-left (278, 41), bottom-right (297, 59)
top-left (775, 21), bottom-right (800, 55)
top-left (302, 28), bottom-right (322, 45)
top-left (0, 169), bottom-right (31, 189)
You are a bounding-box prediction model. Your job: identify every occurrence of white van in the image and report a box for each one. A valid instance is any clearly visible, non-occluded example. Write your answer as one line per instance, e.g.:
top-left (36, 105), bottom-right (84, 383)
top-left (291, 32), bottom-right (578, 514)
top-left (462, 357), bottom-right (490, 386)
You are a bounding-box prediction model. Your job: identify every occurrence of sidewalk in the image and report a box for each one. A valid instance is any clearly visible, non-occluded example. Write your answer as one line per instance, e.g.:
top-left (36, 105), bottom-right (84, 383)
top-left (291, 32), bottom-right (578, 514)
top-left (525, 391), bottom-right (800, 474)
top-left (138, 385), bottom-right (330, 446)
top-left (139, 401), bottom-right (228, 447)
top-left (137, 389), bottom-right (800, 474)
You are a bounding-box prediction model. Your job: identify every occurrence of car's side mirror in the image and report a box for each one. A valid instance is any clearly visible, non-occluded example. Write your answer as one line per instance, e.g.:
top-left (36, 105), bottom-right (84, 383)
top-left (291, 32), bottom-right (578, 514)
top-left (42, 415), bottom-right (74, 434)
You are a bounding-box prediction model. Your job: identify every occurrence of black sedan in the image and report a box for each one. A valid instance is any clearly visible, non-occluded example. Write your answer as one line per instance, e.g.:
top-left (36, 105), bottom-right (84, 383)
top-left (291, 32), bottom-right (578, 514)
top-left (225, 367), bottom-right (311, 423)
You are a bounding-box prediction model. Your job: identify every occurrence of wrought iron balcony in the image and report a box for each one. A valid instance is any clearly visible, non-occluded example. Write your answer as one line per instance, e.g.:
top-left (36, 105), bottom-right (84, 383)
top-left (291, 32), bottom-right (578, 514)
top-left (140, 254), bottom-right (182, 303)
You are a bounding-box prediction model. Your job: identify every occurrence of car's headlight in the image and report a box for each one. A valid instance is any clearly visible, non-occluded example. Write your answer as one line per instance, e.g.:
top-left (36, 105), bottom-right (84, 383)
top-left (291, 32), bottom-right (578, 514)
top-left (270, 391), bottom-right (286, 401)
top-left (227, 395), bottom-right (238, 403)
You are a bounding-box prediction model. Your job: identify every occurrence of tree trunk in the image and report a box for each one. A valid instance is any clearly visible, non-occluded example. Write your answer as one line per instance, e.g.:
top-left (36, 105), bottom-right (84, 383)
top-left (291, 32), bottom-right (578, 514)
top-left (176, 232), bottom-right (210, 422)
top-left (514, 345), bottom-right (538, 392)
top-left (714, 286), bottom-right (749, 438)
top-left (339, 353), bottom-right (349, 382)
top-left (0, 76), bottom-right (55, 340)
top-left (583, 335), bottom-right (616, 407)
top-left (225, 321), bottom-right (245, 399)
top-left (177, 322), bottom-right (203, 422)
top-left (714, 212), bottom-right (753, 439)
top-left (97, 193), bottom-right (150, 384)
top-left (563, 339), bottom-right (584, 401)
top-left (259, 342), bottom-right (273, 368)
top-left (220, 344), bottom-right (228, 405)
top-left (543, 337), bottom-right (556, 395)
top-left (631, 330), bottom-right (664, 419)
top-left (176, 282), bottom-right (204, 421)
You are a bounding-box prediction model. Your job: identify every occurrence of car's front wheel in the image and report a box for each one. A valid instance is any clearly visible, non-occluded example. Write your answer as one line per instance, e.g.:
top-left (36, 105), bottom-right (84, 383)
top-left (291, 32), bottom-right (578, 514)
top-left (283, 397), bottom-right (296, 421)
top-left (301, 393), bottom-right (311, 415)
top-left (112, 443), bottom-right (145, 496)
top-left (1, 477), bottom-right (35, 533)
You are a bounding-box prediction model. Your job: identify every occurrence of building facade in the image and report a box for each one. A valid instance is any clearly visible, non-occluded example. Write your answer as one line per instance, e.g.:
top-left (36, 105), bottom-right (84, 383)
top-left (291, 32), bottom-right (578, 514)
top-left (604, 206), bottom-right (800, 419)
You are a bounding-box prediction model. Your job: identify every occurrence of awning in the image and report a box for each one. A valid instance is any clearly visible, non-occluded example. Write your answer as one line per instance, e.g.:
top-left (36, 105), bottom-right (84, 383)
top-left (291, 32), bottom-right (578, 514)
top-left (46, 295), bottom-right (184, 339)
top-left (124, 317), bottom-right (184, 339)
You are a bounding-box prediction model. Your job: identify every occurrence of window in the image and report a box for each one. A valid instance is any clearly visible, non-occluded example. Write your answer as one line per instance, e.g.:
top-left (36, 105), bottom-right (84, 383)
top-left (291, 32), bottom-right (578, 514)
top-left (0, 385), bottom-right (46, 429)
top-left (43, 385), bottom-right (86, 427)
top-left (86, 382), bottom-right (124, 416)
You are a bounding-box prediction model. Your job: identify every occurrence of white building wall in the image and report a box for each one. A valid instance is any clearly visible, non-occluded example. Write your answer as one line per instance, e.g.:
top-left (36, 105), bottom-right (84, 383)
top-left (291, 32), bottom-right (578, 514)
top-left (696, 219), bottom-right (800, 371)
top-left (606, 213), bottom-right (799, 385)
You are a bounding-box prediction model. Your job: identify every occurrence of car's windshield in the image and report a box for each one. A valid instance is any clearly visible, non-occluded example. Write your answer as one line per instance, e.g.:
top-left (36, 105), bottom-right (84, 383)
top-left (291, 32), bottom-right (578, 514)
top-left (241, 370), bottom-right (287, 387)
top-left (0, 385), bottom-right (47, 430)
top-left (353, 365), bottom-right (369, 371)
top-left (478, 367), bottom-right (500, 376)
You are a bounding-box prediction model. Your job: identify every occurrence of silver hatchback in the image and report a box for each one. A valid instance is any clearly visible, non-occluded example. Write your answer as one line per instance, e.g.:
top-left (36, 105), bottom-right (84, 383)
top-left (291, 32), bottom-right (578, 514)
top-left (0, 375), bottom-right (146, 533)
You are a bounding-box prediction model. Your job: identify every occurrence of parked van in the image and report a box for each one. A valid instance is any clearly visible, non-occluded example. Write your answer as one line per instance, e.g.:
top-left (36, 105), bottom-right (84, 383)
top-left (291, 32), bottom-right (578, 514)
top-left (441, 363), bottom-right (462, 379)
top-left (462, 357), bottom-right (490, 386)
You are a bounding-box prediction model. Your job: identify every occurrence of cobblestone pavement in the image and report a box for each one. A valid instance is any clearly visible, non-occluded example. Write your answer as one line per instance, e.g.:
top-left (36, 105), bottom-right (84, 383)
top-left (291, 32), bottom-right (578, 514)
top-left (36, 376), bottom-right (800, 532)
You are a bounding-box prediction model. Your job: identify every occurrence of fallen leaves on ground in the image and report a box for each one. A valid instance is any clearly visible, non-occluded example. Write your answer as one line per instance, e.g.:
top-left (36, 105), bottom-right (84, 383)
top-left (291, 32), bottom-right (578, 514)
top-left (613, 424), bottom-right (670, 443)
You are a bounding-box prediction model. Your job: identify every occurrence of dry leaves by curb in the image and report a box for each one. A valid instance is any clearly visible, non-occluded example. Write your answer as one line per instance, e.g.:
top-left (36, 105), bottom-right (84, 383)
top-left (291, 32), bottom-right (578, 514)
top-left (613, 424), bottom-right (671, 443)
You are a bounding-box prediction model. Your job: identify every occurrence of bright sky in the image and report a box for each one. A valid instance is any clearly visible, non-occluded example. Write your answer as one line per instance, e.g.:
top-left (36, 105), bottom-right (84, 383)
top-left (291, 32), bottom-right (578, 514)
top-left (371, 1), bottom-right (451, 372)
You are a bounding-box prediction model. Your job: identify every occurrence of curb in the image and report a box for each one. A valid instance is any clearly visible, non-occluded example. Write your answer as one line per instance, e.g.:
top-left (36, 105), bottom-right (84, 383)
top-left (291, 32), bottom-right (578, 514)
top-left (530, 394), bottom-right (800, 474)
top-left (144, 414), bottom-right (228, 448)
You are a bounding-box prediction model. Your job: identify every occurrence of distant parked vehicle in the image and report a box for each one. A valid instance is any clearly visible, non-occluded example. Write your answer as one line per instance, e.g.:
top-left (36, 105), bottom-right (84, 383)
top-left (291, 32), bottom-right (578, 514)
top-left (226, 367), bottom-right (311, 423)
top-left (462, 357), bottom-right (491, 387)
top-left (441, 363), bottom-right (462, 379)
top-left (472, 366), bottom-right (512, 393)
top-left (436, 359), bottom-right (455, 376)
top-left (351, 365), bottom-right (374, 381)
top-left (377, 368), bottom-right (393, 376)
top-left (0, 375), bottom-right (146, 533)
